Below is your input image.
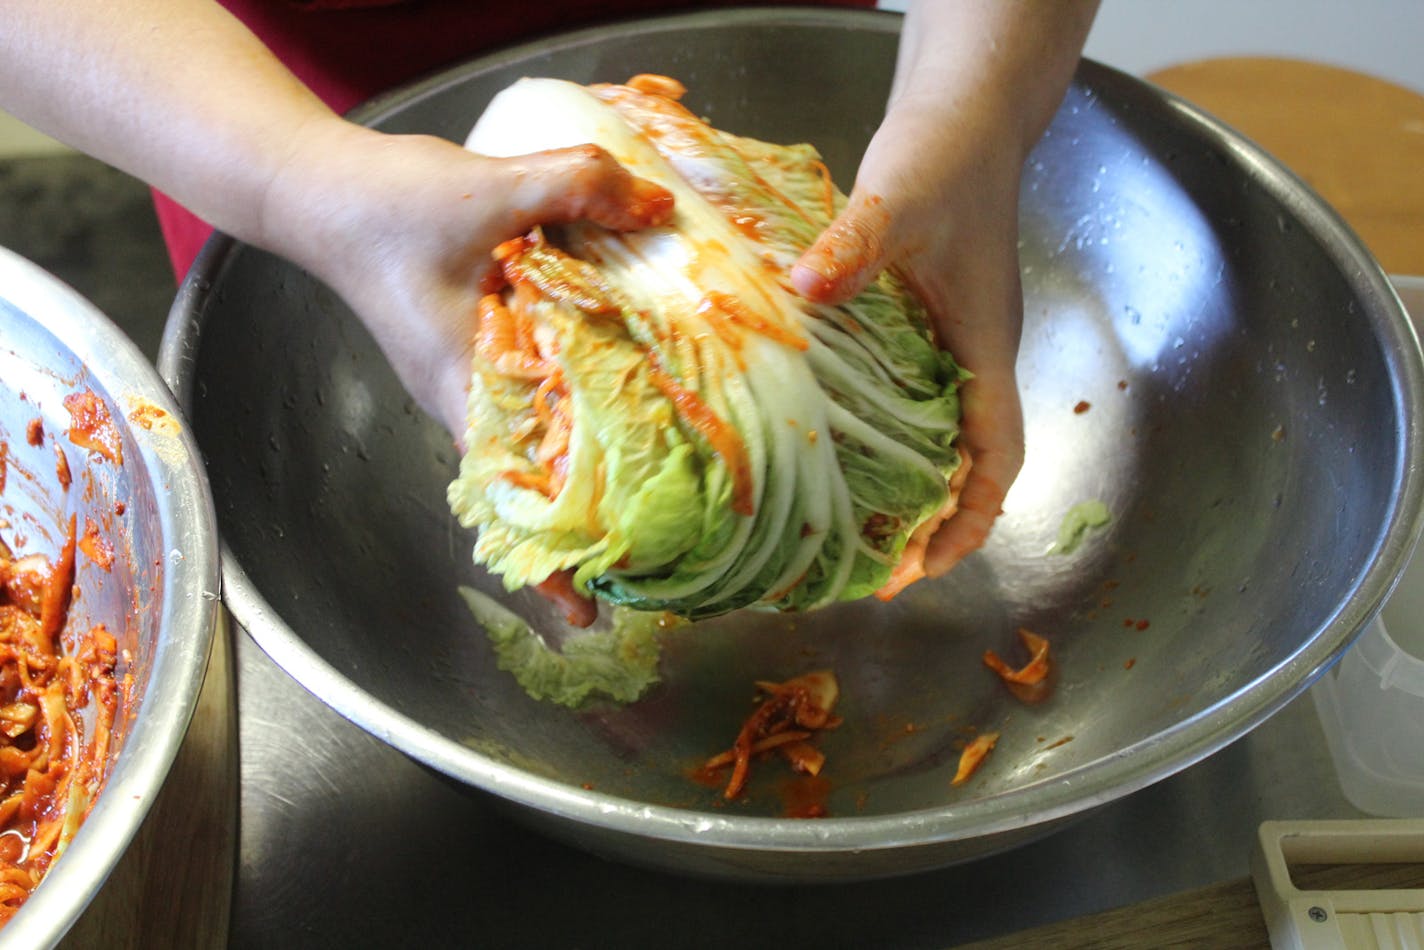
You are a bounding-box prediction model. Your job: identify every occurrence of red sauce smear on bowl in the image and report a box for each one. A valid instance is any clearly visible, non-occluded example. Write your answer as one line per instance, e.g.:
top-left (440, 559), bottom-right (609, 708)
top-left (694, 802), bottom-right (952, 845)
top-left (63, 391), bottom-right (122, 466)
top-left (78, 518), bottom-right (115, 573)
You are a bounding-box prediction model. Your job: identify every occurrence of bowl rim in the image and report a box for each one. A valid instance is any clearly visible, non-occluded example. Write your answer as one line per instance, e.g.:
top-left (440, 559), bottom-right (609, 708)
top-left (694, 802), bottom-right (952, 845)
top-left (0, 245), bottom-right (221, 946)
top-left (159, 6), bottom-right (1424, 859)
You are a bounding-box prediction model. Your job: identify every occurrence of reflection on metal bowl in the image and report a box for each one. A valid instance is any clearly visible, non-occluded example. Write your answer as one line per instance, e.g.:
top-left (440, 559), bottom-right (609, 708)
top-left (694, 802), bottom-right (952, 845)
top-left (0, 246), bottom-right (218, 945)
top-left (160, 9), bottom-right (1424, 881)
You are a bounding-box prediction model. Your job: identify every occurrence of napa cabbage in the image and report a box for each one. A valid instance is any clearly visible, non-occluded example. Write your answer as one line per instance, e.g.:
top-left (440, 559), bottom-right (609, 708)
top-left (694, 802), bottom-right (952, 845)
top-left (448, 76), bottom-right (965, 622)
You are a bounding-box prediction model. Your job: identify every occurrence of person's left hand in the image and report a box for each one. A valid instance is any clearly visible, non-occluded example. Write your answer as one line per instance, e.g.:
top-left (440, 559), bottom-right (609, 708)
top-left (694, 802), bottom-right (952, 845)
top-left (261, 119), bottom-right (674, 439)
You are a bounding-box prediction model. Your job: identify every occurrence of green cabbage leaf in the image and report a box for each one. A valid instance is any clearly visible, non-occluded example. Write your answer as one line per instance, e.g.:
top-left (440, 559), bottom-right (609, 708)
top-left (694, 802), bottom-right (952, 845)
top-left (458, 587), bottom-right (668, 708)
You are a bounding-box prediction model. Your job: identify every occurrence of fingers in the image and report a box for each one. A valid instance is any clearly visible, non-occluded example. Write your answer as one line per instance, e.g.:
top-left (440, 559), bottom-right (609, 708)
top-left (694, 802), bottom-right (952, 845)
top-left (922, 448), bottom-right (1020, 575)
top-left (534, 568), bottom-right (598, 628)
top-left (508, 144), bottom-right (674, 233)
top-left (427, 147), bottom-right (670, 439)
top-left (923, 372), bottom-right (1025, 577)
top-left (791, 190), bottom-right (894, 304)
top-left (922, 506), bottom-right (996, 576)
top-left (788, 145), bottom-right (1028, 576)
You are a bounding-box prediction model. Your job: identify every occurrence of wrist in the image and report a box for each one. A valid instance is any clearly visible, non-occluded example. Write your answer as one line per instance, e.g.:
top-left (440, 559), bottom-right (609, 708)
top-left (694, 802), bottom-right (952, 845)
top-left (895, 0), bottom-right (1097, 159)
top-left (255, 116), bottom-right (385, 280)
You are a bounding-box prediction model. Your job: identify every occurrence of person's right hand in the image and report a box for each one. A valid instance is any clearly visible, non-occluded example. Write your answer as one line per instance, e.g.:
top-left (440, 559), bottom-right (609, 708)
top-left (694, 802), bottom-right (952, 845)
top-left (791, 0), bottom-right (1098, 578)
top-left (792, 94), bottom-right (1028, 580)
top-left (260, 118), bottom-right (674, 440)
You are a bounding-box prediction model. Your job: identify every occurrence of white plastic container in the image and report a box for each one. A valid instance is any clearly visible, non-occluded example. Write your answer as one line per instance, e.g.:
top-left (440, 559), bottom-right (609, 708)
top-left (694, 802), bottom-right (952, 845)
top-left (1311, 274), bottom-right (1424, 818)
top-left (1313, 610), bottom-right (1424, 816)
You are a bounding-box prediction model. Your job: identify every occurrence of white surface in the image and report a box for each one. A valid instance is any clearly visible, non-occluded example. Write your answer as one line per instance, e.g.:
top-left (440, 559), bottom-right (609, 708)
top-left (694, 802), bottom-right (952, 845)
top-left (877, 0), bottom-right (1424, 94)
top-left (0, 110), bottom-right (70, 158)
top-left (1083, 0), bottom-right (1424, 94)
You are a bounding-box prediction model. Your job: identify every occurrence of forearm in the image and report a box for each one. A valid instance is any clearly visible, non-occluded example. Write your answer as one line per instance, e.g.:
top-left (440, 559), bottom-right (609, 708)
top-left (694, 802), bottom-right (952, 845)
top-left (895, 0), bottom-right (1099, 157)
top-left (0, 0), bottom-right (359, 253)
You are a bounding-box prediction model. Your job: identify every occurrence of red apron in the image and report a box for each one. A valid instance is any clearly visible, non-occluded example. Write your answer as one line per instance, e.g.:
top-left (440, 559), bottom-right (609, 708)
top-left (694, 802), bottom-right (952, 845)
top-left (153, 0), bottom-right (875, 278)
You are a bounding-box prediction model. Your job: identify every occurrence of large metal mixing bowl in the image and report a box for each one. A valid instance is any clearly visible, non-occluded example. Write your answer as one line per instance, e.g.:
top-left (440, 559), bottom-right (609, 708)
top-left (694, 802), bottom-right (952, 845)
top-left (0, 246), bottom-right (219, 946)
top-left (161, 9), bottom-right (1423, 881)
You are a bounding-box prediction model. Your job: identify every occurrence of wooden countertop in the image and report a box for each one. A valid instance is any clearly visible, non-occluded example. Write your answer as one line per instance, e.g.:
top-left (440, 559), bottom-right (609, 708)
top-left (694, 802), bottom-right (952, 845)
top-left (1145, 57), bottom-right (1424, 276)
top-left (959, 861), bottom-right (1424, 949)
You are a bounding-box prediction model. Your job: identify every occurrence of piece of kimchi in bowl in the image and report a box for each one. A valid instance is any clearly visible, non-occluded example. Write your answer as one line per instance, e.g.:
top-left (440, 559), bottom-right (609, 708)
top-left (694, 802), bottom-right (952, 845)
top-left (0, 246), bottom-right (218, 946)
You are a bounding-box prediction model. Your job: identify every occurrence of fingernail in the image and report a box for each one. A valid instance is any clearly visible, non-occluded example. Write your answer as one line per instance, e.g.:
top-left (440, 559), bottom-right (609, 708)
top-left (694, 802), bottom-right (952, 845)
top-left (790, 260), bottom-right (830, 300)
top-left (791, 253), bottom-right (847, 302)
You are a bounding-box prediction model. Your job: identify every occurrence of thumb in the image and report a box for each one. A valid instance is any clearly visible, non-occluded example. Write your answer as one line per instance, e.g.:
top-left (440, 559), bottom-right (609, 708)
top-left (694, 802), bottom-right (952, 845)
top-left (791, 190), bottom-right (895, 304)
top-left (507, 144), bottom-right (674, 233)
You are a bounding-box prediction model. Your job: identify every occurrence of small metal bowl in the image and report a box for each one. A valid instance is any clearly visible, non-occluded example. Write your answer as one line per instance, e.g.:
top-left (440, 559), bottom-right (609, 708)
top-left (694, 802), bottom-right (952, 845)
top-left (162, 9), bottom-right (1423, 881)
top-left (0, 246), bottom-right (219, 945)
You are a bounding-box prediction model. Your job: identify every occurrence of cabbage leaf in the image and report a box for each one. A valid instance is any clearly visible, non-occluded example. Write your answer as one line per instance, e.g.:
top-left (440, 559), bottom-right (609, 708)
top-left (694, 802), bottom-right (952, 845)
top-left (459, 587), bottom-right (668, 707)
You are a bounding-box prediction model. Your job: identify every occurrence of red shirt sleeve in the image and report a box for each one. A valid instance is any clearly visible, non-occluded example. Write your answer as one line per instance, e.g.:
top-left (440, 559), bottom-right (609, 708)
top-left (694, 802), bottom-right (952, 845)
top-left (154, 0), bottom-right (875, 280)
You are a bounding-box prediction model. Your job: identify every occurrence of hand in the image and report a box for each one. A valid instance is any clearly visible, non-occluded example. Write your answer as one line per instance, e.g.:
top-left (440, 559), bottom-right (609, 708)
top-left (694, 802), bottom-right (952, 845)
top-left (4, 3), bottom-right (675, 442)
top-left (789, 0), bottom-right (1096, 578)
top-left (261, 119), bottom-right (673, 438)
top-left (790, 96), bottom-right (1027, 576)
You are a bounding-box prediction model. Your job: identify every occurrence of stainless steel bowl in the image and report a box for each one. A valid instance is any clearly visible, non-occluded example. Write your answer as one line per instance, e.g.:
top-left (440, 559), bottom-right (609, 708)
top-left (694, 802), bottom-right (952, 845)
top-left (0, 246), bottom-right (219, 945)
top-left (161, 9), bottom-right (1424, 881)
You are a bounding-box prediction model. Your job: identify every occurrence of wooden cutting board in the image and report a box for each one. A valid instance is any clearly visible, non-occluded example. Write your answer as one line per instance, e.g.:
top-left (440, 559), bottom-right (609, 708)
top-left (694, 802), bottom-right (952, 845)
top-left (1145, 57), bottom-right (1424, 276)
top-left (958, 861), bottom-right (1424, 949)
top-left (59, 610), bottom-right (237, 949)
